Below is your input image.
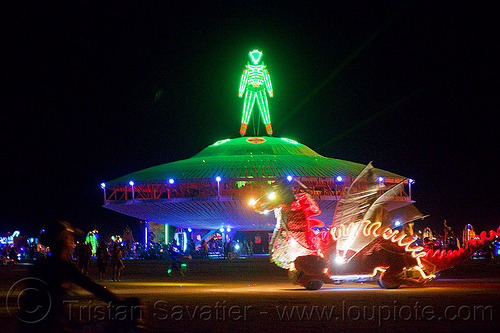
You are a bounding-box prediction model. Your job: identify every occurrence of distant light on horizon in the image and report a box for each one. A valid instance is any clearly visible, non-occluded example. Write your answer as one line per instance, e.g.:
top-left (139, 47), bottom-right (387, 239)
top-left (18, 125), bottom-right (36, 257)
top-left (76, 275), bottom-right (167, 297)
top-left (168, 178), bottom-right (175, 184)
top-left (336, 175), bottom-right (343, 182)
top-left (216, 176), bottom-right (221, 182)
top-left (286, 175), bottom-right (293, 182)
top-left (129, 181), bottom-right (135, 186)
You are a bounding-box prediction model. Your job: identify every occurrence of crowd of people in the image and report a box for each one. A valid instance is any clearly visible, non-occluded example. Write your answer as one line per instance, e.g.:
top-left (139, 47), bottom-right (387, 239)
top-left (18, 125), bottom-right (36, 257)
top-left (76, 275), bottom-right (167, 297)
top-left (3, 220), bottom-right (498, 271)
top-left (142, 235), bottom-right (263, 261)
top-left (73, 241), bottom-right (125, 281)
top-left (1, 244), bottom-right (20, 265)
top-left (1, 241), bottom-right (42, 263)
top-left (0, 234), bottom-right (136, 284)
top-left (199, 237), bottom-right (264, 259)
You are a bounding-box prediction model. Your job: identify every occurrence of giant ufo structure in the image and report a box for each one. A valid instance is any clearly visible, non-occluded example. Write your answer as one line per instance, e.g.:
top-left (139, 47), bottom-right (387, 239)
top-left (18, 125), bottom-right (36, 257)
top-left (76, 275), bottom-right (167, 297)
top-left (102, 136), bottom-right (412, 231)
top-left (101, 49), bottom-right (415, 236)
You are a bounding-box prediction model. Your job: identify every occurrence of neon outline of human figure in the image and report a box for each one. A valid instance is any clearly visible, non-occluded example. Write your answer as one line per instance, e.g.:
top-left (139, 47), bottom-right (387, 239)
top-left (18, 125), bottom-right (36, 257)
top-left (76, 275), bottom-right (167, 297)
top-left (238, 49), bottom-right (274, 136)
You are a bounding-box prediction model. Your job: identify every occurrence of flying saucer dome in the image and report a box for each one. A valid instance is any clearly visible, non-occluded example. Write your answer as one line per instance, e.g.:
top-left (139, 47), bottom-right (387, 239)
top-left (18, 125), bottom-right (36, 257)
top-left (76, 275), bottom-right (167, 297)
top-left (102, 136), bottom-right (408, 230)
top-left (105, 136), bottom-right (401, 184)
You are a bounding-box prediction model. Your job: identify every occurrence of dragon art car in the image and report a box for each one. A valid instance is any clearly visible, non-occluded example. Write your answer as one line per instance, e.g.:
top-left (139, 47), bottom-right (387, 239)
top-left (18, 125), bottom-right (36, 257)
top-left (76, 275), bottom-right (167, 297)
top-left (252, 163), bottom-right (499, 289)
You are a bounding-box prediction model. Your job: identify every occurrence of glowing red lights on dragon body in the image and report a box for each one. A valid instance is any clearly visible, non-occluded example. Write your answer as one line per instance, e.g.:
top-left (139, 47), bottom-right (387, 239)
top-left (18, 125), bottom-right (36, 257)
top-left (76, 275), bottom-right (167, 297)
top-left (421, 228), bottom-right (500, 272)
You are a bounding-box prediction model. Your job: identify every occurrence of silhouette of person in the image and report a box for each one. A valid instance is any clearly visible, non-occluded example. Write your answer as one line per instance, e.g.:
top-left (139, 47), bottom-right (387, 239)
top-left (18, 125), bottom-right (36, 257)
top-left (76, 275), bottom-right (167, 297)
top-left (18, 220), bottom-right (140, 332)
top-left (111, 242), bottom-right (125, 281)
top-left (77, 241), bottom-right (91, 275)
top-left (96, 241), bottom-right (109, 281)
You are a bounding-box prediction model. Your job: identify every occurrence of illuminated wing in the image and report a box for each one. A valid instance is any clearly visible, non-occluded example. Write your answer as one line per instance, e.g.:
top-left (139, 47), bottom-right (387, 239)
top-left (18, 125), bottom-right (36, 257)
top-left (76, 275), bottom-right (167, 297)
top-left (332, 163), bottom-right (379, 257)
top-left (332, 162), bottom-right (379, 228)
top-left (346, 181), bottom-right (423, 256)
top-left (333, 163), bottom-right (425, 259)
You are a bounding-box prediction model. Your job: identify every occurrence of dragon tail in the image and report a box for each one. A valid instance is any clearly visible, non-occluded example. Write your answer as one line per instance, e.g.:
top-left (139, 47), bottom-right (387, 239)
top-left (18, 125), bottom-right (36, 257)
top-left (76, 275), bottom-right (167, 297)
top-left (421, 227), bottom-right (500, 272)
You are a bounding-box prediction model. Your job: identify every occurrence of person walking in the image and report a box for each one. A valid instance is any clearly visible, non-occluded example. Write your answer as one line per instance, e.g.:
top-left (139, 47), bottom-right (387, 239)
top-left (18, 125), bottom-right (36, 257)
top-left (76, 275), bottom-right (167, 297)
top-left (78, 242), bottom-right (91, 275)
top-left (201, 239), bottom-right (209, 258)
top-left (8, 245), bottom-right (18, 264)
top-left (111, 242), bottom-right (125, 281)
top-left (96, 241), bottom-right (109, 281)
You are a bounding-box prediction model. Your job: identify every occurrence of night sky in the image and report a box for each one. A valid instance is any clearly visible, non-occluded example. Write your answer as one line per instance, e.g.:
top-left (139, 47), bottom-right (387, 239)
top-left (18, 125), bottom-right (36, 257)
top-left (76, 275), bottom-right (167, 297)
top-left (3, 2), bottom-right (499, 239)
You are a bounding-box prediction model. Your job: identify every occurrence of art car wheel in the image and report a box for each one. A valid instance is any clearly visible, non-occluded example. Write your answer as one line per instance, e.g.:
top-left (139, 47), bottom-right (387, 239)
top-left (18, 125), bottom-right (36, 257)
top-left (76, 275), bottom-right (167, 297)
top-left (304, 280), bottom-right (324, 290)
top-left (377, 274), bottom-right (401, 289)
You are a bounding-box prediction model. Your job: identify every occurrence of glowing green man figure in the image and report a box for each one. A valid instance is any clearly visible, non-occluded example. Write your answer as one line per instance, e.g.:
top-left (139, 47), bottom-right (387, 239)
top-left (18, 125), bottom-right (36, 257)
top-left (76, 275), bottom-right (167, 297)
top-left (238, 50), bottom-right (274, 136)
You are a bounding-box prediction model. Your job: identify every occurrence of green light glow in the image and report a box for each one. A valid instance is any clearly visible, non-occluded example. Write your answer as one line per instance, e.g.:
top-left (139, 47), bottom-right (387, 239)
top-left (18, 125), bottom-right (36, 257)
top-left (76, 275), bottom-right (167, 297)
top-left (281, 138), bottom-right (299, 144)
top-left (249, 49), bottom-right (262, 65)
top-left (214, 139), bottom-right (230, 146)
top-left (239, 49), bottom-right (274, 136)
top-left (165, 224), bottom-right (169, 245)
top-left (86, 231), bottom-right (98, 255)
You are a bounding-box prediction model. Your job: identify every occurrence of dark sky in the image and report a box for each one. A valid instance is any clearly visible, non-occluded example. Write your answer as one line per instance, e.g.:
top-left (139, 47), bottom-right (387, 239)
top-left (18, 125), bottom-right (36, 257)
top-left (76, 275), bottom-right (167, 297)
top-left (3, 2), bottom-right (499, 239)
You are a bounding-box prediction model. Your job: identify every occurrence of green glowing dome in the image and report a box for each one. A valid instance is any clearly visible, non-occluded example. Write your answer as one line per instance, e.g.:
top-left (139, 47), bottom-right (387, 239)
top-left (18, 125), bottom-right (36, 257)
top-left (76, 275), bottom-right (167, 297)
top-left (106, 137), bottom-right (401, 185)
